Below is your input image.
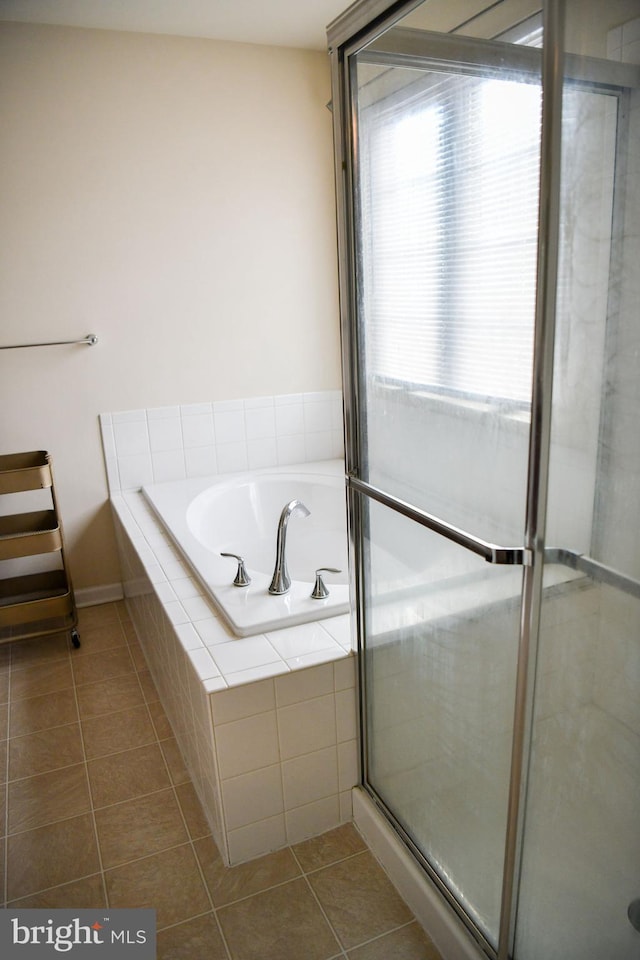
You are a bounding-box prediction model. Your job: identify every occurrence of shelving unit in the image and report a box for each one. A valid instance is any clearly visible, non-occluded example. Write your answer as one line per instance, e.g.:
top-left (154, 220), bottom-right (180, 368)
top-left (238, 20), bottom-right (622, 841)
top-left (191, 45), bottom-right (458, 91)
top-left (0, 451), bottom-right (80, 648)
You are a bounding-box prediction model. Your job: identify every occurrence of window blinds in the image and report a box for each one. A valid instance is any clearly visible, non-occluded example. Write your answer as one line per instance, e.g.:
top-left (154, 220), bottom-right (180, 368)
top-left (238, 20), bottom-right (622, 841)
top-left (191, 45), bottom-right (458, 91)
top-left (358, 66), bottom-right (542, 405)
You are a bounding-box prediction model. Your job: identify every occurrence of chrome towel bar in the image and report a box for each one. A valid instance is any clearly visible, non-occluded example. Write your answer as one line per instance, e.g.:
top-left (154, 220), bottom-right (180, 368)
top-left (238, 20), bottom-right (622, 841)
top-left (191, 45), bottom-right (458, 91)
top-left (0, 334), bottom-right (98, 350)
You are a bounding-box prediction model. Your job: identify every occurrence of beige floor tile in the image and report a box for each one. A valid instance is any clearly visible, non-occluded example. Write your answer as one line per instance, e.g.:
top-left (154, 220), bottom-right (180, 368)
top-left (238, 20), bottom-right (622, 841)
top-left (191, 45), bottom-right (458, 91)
top-left (147, 700), bottom-right (173, 740)
top-left (194, 835), bottom-right (301, 908)
top-left (156, 913), bottom-right (228, 960)
top-left (76, 673), bottom-right (145, 720)
top-left (293, 822), bottom-right (368, 873)
top-left (0, 644), bottom-right (11, 672)
top-left (9, 723), bottom-right (84, 780)
top-left (174, 782), bottom-right (211, 840)
top-left (88, 742), bottom-right (170, 808)
top-left (8, 873), bottom-right (107, 909)
top-left (0, 784), bottom-right (6, 839)
top-left (1, 601), bottom-right (425, 955)
top-left (7, 812), bottom-right (100, 901)
top-left (0, 670), bottom-right (9, 704)
top-left (114, 600), bottom-right (131, 622)
top-left (0, 700), bottom-right (6, 740)
top-left (105, 844), bottom-right (211, 928)
top-left (308, 850), bottom-right (414, 950)
top-left (8, 763), bottom-right (91, 834)
top-left (82, 704), bottom-right (155, 760)
top-left (72, 646), bottom-right (136, 687)
top-left (346, 921), bottom-right (443, 959)
top-left (10, 633), bottom-right (72, 666)
top-left (95, 788), bottom-right (188, 868)
top-left (159, 737), bottom-right (190, 785)
top-left (218, 877), bottom-right (340, 960)
top-left (128, 641), bottom-right (149, 672)
top-left (9, 688), bottom-right (78, 738)
top-left (10, 658), bottom-right (74, 701)
top-left (0, 739), bottom-right (7, 784)
top-left (77, 603), bottom-right (121, 631)
top-left (71, 621), bottom-right (128, 655)
top-left (137, 669), bottom-right (161, 703)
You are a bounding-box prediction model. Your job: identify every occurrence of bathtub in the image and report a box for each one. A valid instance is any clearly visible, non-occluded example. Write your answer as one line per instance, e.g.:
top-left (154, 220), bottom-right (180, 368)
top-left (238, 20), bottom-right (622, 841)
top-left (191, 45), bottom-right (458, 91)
top-left (142, 459), bottom-right (350, 637)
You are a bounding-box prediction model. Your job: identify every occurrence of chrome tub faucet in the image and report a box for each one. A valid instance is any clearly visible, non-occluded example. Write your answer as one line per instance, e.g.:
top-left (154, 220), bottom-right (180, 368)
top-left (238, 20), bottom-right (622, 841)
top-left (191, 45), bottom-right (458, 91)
top-left (268, 499), bottom-right (310, 595)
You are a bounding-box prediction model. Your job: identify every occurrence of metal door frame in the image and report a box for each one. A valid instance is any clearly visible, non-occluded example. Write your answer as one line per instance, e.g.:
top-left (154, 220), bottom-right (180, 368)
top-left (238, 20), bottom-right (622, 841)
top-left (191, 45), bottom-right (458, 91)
top-left (327, 3), bottom-right (565, 957)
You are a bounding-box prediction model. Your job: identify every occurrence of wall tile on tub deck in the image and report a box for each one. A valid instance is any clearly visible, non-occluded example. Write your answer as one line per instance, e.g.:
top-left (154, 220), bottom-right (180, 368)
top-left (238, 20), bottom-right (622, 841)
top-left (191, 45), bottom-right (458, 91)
top-left (148, 415), bottom-right (183, 452)
top-left (276, 434), bottom-right (306, 466)
top-left (215, 711), bottom-right (279, 780)
top-left (227, 814), bottom-right (287, 865)
top-left (303, 395), bottom-right (333, 434)
top-left (213, 404), bottom-right (246, 444)
top-left (277, 694), bottom-right (337, 761)
top-left (184, 446), bottom-right (218, 478)
top-left (181, 411), bottom-right (215, 448)
top-left (216, 442), bottom-right (248, 475)
top-left (151, 450), bottom-right (186, 483)
top-left (244, 401), bottom-right (276, 441)
top-left (336, 688), bottom-right (357, 743)
top-left (334, 655), bottom-right (356, 692)
top-left (275, 401), bottom-right (304, 437)
top-left (221, 764), bottom-right (284, 831)
top-left (338, 739), bottom-right (358, 793)
top-left (118, 454), bottom-right (153, 491)
top-left (282, 746), bottom-right (339, 810)
top-left (247, 438), bottom-right (278, 470)
top-left (275, 664), bottom-right (334, 708)
top-left (285, 795), bottom-right (341, 846)
top-left (305, 431), bottom-right (339, 462)
top-left (211, 679), bottom-right (276, 726)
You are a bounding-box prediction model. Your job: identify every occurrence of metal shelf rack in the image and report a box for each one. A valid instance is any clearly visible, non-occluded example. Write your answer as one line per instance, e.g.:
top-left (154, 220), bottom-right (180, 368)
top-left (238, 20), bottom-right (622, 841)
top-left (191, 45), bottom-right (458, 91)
top-left (0, 451), bottom-right (80, 648)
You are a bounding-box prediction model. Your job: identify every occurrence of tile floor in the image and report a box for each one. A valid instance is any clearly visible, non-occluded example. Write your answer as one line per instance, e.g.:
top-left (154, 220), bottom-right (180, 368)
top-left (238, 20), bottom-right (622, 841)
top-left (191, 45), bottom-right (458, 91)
top-left (0, 601), bottom-right (442, 959)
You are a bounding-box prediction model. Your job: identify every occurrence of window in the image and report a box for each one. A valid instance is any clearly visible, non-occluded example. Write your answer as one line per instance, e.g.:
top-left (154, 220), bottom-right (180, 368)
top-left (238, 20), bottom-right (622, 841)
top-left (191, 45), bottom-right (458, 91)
top-left (358, 62), bottom-right (542, 407)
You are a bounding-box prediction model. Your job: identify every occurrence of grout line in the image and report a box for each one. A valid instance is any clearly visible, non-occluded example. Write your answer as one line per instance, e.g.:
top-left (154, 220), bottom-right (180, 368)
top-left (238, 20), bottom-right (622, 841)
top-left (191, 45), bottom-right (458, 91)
top-left (71, 624), bottom-right (124, 910)
top-left (3, 601), bottom-right (419, 959)
top-left (117, 627), bottom-right (233, 959)
top-left (299, 870), bottom-right (349, 959)
top-left (5, 870), bottom-right (107, 908)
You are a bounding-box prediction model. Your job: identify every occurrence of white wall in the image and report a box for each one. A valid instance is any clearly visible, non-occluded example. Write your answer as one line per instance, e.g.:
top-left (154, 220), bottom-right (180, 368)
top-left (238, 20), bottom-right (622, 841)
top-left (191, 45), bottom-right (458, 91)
top-left (0, 22), bottom-right (341, 591)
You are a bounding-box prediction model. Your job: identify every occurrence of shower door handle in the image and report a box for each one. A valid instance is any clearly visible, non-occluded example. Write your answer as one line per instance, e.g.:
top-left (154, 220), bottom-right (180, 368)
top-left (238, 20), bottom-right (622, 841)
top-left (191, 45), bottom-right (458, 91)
top-left (348, 476), bottom-right (531, 566)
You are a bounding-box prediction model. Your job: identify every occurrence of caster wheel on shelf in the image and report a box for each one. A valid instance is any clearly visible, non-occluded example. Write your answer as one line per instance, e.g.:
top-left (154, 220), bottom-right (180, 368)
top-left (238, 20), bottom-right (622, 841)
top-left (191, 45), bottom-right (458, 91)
top-left (70, 628), bottom-right (81, 649)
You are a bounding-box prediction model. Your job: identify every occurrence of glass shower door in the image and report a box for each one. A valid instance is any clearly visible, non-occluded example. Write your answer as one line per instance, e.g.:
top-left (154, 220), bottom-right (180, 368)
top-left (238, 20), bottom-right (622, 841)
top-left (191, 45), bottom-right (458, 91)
top-left (513, 10), bottom-right (640, 958)
top-left (349, 23), bottom-right (543, 952)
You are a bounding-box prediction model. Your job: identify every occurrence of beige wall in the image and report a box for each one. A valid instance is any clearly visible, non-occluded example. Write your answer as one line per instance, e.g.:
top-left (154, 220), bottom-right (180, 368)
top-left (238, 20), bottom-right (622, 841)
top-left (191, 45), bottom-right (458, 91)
top-left (0, 22), bottom-right (341, 591)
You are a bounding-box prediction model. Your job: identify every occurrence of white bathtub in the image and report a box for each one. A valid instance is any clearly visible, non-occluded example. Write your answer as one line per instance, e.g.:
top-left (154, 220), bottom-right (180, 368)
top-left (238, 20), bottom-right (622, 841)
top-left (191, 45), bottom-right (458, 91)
top-left (142, 459), bottom-right (350, 637)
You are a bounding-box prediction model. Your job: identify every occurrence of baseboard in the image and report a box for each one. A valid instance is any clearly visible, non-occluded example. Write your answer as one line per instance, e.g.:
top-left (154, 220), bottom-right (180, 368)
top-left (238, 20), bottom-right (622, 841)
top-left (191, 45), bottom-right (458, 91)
top-left (75, 583), bottom-right (124, 608)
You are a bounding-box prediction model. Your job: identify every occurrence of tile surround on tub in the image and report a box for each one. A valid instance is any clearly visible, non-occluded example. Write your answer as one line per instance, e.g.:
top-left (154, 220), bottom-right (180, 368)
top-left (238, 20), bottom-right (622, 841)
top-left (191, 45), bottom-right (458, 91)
top-left (111, 486), bottom-right (353, 687)
top-left (105, 395), bottom-right (357, 865)
top-left (100, 391), bottom-right (344, 493)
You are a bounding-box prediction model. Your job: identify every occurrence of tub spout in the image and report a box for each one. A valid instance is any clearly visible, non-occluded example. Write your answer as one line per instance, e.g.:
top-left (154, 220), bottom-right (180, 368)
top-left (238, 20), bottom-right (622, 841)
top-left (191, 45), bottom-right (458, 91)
top-left (268, 499), bottom-right (310, 595)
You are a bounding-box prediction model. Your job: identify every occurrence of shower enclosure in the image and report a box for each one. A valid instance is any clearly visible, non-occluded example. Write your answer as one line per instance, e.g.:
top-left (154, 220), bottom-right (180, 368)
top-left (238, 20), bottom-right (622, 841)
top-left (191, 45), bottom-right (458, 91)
top-left (328, 1), bottom-right (640, 958)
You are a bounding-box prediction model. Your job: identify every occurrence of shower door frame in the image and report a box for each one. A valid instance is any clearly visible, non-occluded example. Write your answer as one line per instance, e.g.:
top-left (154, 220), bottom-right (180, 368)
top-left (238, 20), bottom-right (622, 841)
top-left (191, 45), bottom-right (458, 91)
top-left (328, 2), bottom-right (566, 958)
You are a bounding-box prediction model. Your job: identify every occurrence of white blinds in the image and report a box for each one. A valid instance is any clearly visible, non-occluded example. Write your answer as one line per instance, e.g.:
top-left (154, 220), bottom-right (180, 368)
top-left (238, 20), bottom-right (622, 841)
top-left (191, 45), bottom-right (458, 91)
top-left (358, 66), bottom-right (542, 405)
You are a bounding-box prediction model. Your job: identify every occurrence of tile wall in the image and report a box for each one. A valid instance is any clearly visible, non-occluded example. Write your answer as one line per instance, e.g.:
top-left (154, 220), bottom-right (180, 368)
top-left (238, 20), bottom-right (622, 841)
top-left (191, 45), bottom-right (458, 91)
top-left (100, 391), bottom-right (344, 493)
top-left (112, 505), bottom-right (358, 865)
top-left (102, 391), bottom-right (357, 866)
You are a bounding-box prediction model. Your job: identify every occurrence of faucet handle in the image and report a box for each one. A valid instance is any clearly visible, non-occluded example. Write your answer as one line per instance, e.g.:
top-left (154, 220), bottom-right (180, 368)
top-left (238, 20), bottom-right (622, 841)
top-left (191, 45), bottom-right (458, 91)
top-left (220, 552), bottom-right (252, 587)
top-left (311, 567), bottom-right (341, 600)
